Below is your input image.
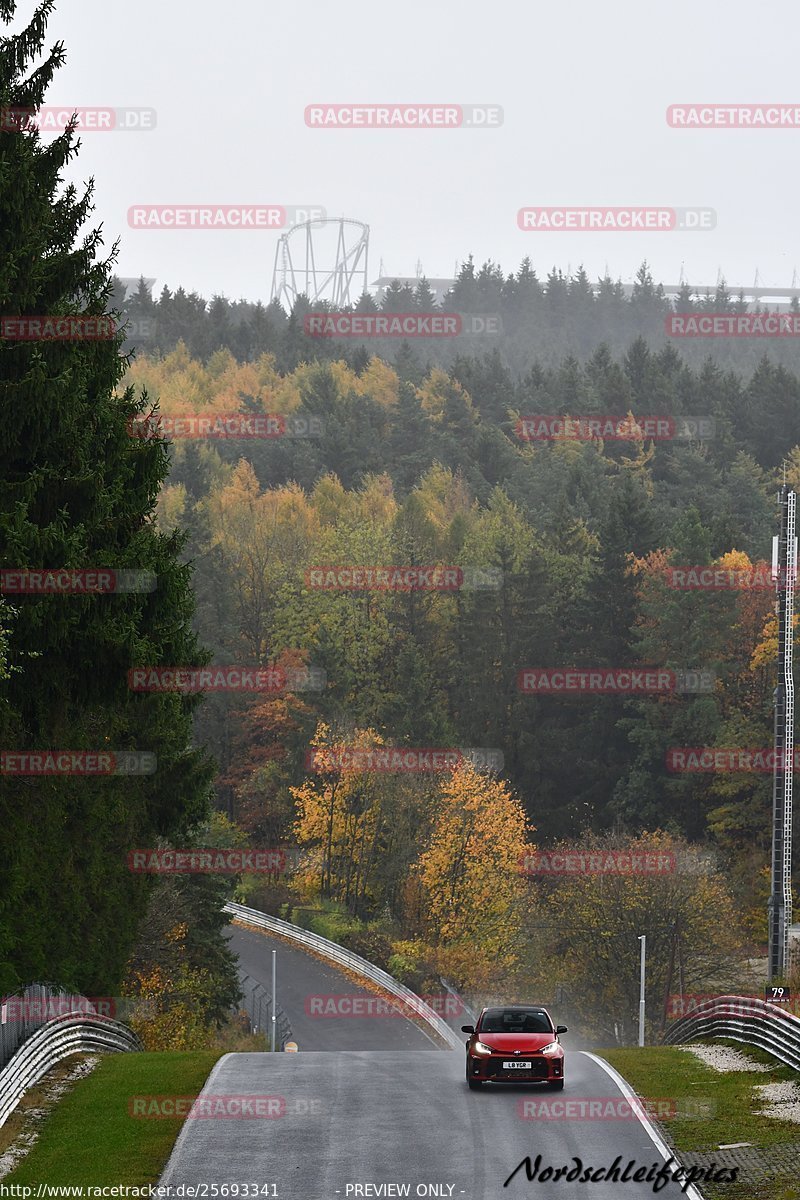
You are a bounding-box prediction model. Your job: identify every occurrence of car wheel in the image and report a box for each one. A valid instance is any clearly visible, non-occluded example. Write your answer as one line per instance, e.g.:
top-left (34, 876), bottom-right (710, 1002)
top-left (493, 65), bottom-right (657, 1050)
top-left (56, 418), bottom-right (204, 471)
top-left (547, 1078), bottom-right (564, 1090)
top-left (467, 1078), bottom-right (483, 1090)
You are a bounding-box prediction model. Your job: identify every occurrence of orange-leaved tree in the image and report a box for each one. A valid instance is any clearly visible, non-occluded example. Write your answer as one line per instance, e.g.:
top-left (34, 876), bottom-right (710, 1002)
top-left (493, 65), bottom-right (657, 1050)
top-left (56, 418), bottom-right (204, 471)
top-left (291, 724), bottom-right (434, 920)
top-left (411, 763), bottom-right (534, 990)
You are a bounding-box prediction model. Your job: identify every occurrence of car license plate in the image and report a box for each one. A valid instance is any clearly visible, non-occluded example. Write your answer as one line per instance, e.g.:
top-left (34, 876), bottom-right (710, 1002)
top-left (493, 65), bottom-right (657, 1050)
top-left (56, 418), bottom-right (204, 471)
top-left (503, 1061), bottom-right (532, 1069)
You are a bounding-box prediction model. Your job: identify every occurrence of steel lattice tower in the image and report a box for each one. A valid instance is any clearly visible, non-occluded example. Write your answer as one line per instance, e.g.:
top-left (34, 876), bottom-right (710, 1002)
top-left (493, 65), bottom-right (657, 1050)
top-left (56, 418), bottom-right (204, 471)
top-left (768, 484), bottom-right (796, 981)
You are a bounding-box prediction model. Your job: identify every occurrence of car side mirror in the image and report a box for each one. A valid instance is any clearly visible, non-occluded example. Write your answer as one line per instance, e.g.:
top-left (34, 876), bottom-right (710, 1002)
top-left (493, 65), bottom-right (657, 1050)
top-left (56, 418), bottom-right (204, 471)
top-left (556, 1025), bottom-right (568, 1034)
top-left (461, 1025), bottom-right (475, 1034)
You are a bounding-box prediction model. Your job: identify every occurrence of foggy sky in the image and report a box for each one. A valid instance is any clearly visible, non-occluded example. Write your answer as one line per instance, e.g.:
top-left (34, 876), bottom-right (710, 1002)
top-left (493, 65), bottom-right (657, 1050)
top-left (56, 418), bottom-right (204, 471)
top-left (17, 0), bottom-right (800, 302)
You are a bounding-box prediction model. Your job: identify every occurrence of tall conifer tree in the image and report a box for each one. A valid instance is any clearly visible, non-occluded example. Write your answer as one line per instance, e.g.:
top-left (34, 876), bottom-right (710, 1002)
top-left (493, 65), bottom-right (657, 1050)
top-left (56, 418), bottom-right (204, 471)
top-left (0, 0), bottom-right (212, 993)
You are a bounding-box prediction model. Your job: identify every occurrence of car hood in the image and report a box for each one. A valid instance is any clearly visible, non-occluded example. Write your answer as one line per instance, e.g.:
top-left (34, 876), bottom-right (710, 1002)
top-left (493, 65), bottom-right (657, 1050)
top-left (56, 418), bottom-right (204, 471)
top-left (475, 1032), bottom-right (557, 1052)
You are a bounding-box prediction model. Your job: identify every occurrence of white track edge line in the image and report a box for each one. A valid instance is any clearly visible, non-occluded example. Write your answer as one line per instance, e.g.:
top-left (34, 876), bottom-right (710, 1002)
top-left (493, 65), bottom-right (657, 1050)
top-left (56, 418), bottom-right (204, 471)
top-left (580, 1051), bottom-right (706, 1200)
top-left (158, 1051), bottom-right (235, 1185)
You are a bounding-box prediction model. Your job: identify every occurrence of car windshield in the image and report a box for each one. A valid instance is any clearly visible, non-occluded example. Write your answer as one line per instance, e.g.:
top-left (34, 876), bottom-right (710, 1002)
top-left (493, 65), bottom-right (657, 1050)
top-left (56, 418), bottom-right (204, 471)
top-left (479, 1008), bottom-right (552, 1034)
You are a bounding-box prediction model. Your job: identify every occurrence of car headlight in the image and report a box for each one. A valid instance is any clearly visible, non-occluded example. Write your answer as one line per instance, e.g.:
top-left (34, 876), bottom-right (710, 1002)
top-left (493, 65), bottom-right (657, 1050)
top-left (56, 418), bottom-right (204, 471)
top-left (539, 1041), bottom-right (561, 1056)
top-left (472, 1040), bottom-right (493, 1056)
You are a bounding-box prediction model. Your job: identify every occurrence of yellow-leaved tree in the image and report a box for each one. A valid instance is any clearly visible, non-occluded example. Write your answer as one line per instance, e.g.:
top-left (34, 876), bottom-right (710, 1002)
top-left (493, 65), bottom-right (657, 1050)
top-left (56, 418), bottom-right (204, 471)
top-left (291, 724), bottom-right (432, 920)
top-left (412, 764), bottom-right (534, 991)
top-left (206, 463), bottom-right (319, 660)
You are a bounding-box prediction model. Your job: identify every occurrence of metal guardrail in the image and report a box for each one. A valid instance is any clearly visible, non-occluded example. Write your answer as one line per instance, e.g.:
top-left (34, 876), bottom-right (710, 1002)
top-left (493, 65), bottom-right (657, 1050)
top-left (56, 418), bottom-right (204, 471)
top-left (0, 982), bottom-right (99, 1070)
top-left (0, 1012), bottom-right (143, 1128)
top-left (225, 901), bottom-right (462, 1049)
top-left (663, 994), bottom-right (800, 1071)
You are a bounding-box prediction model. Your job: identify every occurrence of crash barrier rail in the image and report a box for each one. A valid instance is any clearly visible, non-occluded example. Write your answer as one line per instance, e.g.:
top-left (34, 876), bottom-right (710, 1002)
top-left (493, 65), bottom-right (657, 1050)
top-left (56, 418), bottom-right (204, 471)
top-left (224, 901), bottom-right (462, 1049)
top-left (0, 982), bottom-right (109, 1070)
top-left (0, 1012), bottom-right (142, 1128)
top-left (663, 994), bottom-right (800, 1071)
top-left (237, 971), bottom-right (293, 1050)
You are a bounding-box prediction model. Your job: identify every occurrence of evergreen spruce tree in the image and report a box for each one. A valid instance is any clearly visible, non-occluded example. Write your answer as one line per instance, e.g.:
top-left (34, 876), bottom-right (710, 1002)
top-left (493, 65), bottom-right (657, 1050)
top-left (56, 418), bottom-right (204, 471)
top-left (0, 0), bottom-right (213, 993)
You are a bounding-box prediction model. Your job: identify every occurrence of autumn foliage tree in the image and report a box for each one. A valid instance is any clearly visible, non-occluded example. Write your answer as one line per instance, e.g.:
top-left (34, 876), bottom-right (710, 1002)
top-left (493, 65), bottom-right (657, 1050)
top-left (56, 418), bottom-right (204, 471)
top-left (531, 831), bottom-right (745, 1043)
top-left (291, 723), bottom-right (434, 920)
top-left (412, 764), bottom-right (534, 991)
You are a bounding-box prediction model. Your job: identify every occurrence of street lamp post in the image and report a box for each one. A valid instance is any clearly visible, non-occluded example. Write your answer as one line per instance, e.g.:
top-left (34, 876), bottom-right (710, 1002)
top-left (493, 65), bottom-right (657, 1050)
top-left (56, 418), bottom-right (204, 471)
top-left (638, 935), bottom-right (646, 1047)
top-left (271, 949), bottom-right (277, 1052)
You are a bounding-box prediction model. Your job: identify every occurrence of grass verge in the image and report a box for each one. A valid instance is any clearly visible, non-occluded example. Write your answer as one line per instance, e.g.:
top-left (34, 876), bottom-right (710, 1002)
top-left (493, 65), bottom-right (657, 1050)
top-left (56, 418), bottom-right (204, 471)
top-left (6, 1051), bottom-right (222, 1186)
top-left (601, 1044), bottom-right (800, 1200)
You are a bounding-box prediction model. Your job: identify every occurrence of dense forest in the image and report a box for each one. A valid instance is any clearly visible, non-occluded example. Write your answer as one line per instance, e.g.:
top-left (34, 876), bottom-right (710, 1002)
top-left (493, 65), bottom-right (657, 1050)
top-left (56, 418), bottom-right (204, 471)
top-left (94, 292), bottom-right (800, 1034)
top-left (120, 316), bottom-right (798, 956)
top-left (114, 262), bottom-right (800, 378)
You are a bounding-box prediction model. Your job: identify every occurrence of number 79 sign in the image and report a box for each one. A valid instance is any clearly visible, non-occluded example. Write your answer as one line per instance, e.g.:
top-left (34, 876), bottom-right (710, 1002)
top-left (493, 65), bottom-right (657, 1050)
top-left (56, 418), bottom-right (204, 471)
top-left (766, 986), bottom-right (792, 1002)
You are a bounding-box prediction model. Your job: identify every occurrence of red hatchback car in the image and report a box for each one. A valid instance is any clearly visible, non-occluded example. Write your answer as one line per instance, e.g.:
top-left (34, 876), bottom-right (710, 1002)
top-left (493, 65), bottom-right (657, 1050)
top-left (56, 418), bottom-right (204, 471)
top-left (462, 1005), bottom-right (567, 1090)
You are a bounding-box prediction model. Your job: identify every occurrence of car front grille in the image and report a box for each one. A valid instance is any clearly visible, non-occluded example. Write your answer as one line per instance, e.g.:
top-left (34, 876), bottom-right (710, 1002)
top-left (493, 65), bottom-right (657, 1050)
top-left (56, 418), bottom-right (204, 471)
top-left (484, 1057), bottom-right (550, 1080)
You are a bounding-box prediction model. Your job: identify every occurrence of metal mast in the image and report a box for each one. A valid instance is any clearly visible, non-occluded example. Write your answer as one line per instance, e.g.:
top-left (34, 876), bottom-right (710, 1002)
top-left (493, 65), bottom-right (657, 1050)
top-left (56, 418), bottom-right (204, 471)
top-left (768, 484), bottom-right (796, 981)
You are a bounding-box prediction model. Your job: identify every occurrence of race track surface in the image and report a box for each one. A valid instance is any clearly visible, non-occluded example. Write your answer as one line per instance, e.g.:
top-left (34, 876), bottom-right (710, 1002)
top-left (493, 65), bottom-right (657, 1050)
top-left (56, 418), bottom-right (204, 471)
top-left (160, 1048), bottom-right (698, 1199)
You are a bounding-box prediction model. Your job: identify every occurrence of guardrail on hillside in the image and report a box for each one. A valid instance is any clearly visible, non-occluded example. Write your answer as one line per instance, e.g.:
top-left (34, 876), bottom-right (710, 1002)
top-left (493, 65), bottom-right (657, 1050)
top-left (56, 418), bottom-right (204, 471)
top-left (1, 983), bottom-right (112, 1070)
top-left (0, 1012), bottom-right (142, 1128)
top-left (663, 994), bottom-right (800, 1071)
top-left (224, 901), bottom-right (462, 1050)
